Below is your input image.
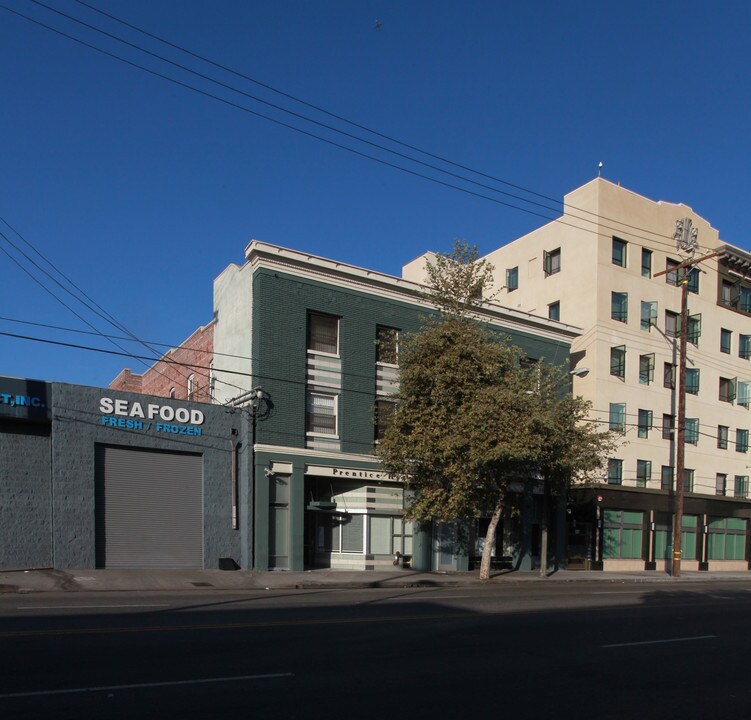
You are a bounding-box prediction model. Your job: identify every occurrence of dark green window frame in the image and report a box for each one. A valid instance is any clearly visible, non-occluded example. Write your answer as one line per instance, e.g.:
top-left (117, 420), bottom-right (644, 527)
top-left (609, 403), bottom-right (626, 433)
top-left (664, 362), bottom-right (675, 389)
top-left (685, 418), bottom-right (699, 445)
top-left (639, 353), bottom-right (654, 385)
top-left (506, 266), bottom-right (519, 291)
top-left (721, 328), bottom-right (732, 354)
top-left (640, 301), bottom-right (657, 331)
top-left (637, 409), bottom-right (653, 439)
top-left (738, 381), bottom-right (751, 409)
top-left (666, 258), bottom-right (680, 286)
top-left (543, 248), bottom-right (561, 276)
top-left (716, 473), bottom-right (727, 496)
top-left (665, 310), bottom-right (679, 338)
top-left (607, 458), bottom-right (623, 485)
top-left (610, 346), bottom-right (626, 379)
top-left (736, 428), bottom-right (749, 454)
top-left (636, 459), bottom-right (651, 487)
top-left (685, 368), bottom-right (700, 395)
top-left (720, 377), bottom-right (737, 403)
top-left (687, 314), bottom-right (701, 345)
top-left (641, 248), bottom-right (652, 278)
top-left (708, 517), bottom-right (746, 560)
top-left (662, 414), bottom-right (674, 440)
top-left (718, 425), bottom-right (729, 449)
top-left (661, 465), bottom-right (674, 491)
top-left (611, 292), bottom-right (628, 323)
top-left (612, 237), bottom-right (627, 267)
top-left (603, 510), bottom-right (643, 559)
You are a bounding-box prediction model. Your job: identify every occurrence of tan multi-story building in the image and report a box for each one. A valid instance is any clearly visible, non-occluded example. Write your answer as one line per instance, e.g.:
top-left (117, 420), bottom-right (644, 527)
top-left (405, 178), bottom-right (751, 572)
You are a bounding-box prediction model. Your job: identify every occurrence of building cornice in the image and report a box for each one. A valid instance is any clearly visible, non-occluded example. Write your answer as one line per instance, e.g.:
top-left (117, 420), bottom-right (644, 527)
top-left (719, 244), bottom-right (751, 276)
top-left (244, 240), bottom-right (582, 343)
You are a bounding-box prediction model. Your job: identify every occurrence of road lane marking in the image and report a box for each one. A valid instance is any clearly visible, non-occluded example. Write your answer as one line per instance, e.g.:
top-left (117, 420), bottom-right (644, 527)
top-left (383, 595), bottom-right (473, 601)
top-left (0, 672), bottom-right (294, 699)
top-left (602, 635), bottom-right (716, 648)
top-left (16, 604), bottom-right (170, 610)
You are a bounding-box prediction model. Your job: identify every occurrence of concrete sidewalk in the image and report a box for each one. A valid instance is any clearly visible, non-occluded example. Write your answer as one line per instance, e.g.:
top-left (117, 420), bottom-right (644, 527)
top-left (3, 567), bottom-right (751, 594)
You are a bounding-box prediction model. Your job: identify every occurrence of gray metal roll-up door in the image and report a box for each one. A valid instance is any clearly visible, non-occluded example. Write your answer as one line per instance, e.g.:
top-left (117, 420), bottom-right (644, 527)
top-left (95, 445), bottom-right (203, 568)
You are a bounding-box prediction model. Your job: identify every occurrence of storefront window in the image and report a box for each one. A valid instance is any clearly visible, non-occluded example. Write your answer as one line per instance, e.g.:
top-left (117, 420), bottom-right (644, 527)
top-left (708, 517), bottom-right (747, 560)
top-left (603, 510), bottom-right (643, 559)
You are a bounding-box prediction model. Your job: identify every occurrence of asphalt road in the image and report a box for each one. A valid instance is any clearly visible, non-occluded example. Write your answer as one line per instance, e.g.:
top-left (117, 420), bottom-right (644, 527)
top-left (1, 581), bottom-right (750, 719)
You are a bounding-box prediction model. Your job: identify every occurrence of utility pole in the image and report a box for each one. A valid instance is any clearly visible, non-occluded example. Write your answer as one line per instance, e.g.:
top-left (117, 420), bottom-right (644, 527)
top-left (655, 219), bottom-right (718, 577)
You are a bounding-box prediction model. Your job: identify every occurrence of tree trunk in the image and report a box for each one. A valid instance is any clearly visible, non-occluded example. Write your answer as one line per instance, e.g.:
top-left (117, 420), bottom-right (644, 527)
top-left (479, 500), bottom-right (503, 581)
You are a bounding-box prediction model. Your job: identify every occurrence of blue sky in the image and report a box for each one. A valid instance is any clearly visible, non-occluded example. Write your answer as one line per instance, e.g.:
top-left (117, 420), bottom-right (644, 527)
top-left (1, 0), bottom-right (749, 388)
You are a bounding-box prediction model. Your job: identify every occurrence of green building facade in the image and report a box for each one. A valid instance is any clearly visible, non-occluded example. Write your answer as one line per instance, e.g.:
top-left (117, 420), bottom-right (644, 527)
top-left (212, 242), bottom-right (580, 572)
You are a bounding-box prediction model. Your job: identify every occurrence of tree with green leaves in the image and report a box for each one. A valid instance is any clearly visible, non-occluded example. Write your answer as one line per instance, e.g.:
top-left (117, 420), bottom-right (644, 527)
top-left (377, 240), bottom-right (614, 580)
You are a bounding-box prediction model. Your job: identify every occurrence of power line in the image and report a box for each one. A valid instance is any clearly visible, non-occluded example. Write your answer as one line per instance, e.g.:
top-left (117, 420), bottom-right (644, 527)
top-left (3, 2), bottom-right (717, 255)
top-left (0, 216), bottom-right (249, 397)
top-left (68, 0), bottom-right (702, 250)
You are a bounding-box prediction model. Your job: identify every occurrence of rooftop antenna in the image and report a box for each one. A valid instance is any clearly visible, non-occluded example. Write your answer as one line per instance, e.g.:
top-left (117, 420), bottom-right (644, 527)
top-left (597, 161), bottom-right (603, 177)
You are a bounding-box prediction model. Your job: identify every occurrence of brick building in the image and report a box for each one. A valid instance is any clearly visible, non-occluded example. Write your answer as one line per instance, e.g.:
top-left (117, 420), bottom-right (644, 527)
top-left (109, 321), bottom-right (215, 403)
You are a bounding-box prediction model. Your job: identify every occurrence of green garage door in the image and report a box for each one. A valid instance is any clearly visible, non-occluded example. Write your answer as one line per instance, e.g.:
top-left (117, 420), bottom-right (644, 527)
top-left (95, 445), bottom-right (203, 568)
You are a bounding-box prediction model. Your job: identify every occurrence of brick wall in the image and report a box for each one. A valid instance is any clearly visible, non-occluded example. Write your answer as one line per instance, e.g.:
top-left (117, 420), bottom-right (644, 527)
top-left (108, 323), bottom-right (215, 403)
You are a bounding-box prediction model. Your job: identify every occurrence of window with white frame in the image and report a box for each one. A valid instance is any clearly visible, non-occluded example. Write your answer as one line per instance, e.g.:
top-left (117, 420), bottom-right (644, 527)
top-left (187, 374), bottom-right (195, 400)
top-left (308, 313), bottom-right (339, 355)
top-left (306, 392), bottom-right (337, 436)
